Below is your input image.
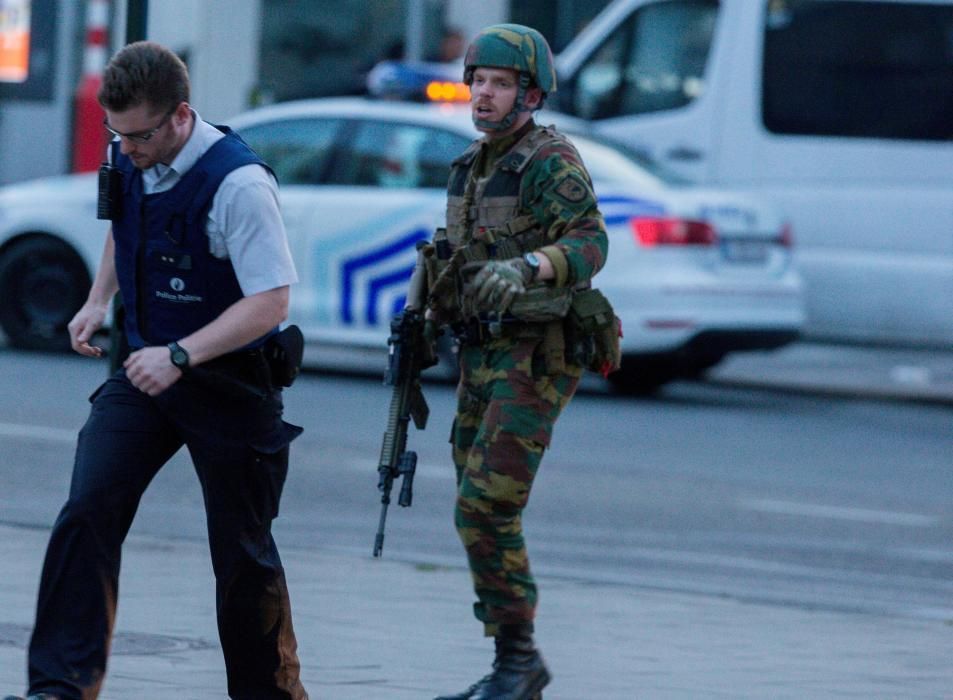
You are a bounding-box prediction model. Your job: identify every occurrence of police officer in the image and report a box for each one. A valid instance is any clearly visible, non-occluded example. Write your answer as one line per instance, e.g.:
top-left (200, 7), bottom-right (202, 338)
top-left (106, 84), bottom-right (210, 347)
top-left (428, 24), bottom-right (608, 700)
top-left (5, 42), bottom-right (308, 700)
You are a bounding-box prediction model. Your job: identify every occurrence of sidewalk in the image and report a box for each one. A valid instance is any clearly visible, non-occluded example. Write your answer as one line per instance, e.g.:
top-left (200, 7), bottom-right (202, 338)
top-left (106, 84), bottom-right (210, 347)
top-left (708, 342), bottom-right (953, 406)
top-left (2, 522), bottom-right (952, 699)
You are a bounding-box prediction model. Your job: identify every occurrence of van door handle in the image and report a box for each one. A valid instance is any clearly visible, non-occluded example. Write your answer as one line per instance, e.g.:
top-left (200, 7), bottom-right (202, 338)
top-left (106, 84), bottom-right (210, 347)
top-left (665, 145), bottom-right (704, 162)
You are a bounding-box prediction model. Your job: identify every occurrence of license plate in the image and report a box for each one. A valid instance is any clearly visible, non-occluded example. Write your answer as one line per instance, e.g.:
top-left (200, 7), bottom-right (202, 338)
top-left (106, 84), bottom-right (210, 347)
top-left (721, 239), bottom-right (768, 264)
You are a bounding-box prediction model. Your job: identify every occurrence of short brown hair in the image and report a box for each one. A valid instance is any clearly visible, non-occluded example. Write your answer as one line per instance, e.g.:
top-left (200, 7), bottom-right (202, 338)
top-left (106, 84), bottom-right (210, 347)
top-left (98, 41), bottom-right (190, 114)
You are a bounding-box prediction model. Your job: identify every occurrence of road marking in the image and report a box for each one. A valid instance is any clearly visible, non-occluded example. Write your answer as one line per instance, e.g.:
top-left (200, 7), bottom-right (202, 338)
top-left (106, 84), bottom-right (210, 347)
top-left (740, 498), bottom-right (938, 527)
top-left (889, 365), bottom-right (932, 386)
top-left (0, 422), bottom-right (76, 443)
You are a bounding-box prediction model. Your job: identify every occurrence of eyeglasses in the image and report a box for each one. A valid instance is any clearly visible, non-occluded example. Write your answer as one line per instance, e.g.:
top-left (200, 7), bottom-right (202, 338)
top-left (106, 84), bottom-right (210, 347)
top-left (102, 107), bottom-right (176, 144)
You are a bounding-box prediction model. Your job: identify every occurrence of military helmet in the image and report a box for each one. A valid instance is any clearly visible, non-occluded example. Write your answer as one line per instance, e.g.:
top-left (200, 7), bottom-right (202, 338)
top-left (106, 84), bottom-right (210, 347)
top-left (463, 24), bottom-right (557, 95)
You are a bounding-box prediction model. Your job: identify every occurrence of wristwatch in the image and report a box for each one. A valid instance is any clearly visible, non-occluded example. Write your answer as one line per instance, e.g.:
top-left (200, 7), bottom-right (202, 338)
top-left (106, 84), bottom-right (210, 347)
top-left (522, 252), bottom-right (541, 282)
top-left (167, 341), bottom-right (190, 370)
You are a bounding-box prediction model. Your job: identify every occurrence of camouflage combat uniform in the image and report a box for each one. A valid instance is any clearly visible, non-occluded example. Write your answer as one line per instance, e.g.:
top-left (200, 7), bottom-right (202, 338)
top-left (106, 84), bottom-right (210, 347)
top-left (435, 118), bottom-right (607, 635)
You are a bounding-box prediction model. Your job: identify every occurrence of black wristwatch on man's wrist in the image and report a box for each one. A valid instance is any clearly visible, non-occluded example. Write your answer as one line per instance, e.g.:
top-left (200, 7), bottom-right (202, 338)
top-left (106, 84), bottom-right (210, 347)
top-left (168, 341), bottom-right (190, 370)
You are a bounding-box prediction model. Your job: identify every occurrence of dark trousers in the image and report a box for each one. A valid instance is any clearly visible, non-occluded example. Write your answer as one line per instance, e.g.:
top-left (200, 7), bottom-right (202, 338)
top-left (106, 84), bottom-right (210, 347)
top-left (27, 367), bottom-right (308, 700)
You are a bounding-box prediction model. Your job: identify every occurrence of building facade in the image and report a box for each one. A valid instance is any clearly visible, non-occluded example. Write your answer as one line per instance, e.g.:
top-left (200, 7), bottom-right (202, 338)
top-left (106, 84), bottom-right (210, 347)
top-left (0, 0), bottom-right (610, 185)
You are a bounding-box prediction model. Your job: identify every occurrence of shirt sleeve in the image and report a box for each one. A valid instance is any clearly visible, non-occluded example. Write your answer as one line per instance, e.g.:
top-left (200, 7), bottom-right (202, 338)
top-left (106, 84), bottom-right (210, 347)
top-left (520, 138), bottom-right (608, 288)
top-left (206, 164), bottom-right (298, 297)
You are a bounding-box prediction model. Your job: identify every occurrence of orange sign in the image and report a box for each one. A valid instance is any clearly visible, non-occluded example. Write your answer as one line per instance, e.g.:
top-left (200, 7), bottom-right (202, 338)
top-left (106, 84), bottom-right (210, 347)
top-left (0, 0), bottom-right (30, 83)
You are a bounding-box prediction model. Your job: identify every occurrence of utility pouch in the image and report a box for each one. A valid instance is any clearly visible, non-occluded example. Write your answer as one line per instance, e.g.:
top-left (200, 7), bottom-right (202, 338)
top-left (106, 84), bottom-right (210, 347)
top-left (508, 285), bottom-right (574, 322)
top-left (566, 288), bottom-right (622, 377)
top-left (540, 320), bottom-right (566, 375)
top-left (97, 162), bottom-right (123, 221)
top-left (264, 325), bottom-right (304, 387)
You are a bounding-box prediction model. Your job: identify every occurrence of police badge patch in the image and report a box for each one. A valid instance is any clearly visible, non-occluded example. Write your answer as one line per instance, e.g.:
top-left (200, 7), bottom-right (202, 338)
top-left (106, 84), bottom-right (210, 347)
top-left (554, 174), bottom-right (588, 203)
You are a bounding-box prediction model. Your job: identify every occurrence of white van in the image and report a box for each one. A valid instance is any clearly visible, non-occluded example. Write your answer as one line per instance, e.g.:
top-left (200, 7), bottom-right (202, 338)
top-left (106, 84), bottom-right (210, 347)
top-left (554, 0), bottom-right (953, 347)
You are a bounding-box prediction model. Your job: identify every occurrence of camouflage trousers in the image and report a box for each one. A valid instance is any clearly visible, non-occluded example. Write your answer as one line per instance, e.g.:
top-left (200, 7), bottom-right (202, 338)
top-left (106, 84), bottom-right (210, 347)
top-left (451, 335), bottom-right (581, 636)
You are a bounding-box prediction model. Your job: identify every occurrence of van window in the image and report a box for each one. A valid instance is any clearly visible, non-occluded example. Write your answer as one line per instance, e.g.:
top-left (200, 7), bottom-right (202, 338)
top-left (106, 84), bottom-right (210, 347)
top-left (763, 0), bottom-right (953, 141)
top-left (565, 0), bottom-right (718, 120)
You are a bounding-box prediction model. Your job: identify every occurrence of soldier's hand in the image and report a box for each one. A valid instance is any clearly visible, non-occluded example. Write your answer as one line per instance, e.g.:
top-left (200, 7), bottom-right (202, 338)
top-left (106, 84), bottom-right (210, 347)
top-left (421, 317), bottom-right (441, 365)
top-left (466, 258), bottom-right (533, 312)
top-left (423, 317), bottom-right (440, 345)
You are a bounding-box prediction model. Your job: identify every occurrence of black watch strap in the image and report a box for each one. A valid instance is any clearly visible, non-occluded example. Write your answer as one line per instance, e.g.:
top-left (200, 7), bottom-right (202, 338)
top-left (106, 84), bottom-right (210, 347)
top-left (168, 341), bottom-right (190, 369)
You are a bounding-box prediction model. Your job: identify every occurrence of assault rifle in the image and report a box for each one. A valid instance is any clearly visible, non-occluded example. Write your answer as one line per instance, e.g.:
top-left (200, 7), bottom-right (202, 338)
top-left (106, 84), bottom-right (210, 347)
top-left (373, 244), bottom-right (437, 557)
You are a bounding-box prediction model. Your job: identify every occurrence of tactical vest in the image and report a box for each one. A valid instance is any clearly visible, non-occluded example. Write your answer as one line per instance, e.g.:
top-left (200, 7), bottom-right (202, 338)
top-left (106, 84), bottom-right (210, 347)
top-left (112, 127), bottom-right (276, 349)
top-left (429, 125), bottom-right (576, 324)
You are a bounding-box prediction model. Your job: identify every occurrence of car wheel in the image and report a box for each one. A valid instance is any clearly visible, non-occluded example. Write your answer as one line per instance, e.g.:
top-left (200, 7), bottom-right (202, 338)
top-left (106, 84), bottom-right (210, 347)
top-left (0, 236), bottom-right (91, 351)
top-left (682, 353), bottom-right (725, 379)
top-left (606, 356), bottom-right (678, 396)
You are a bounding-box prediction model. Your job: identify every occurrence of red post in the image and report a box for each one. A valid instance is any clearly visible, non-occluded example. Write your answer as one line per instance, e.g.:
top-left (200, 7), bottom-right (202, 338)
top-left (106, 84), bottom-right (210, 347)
top-left (72, 0), bottom-right (111, 172)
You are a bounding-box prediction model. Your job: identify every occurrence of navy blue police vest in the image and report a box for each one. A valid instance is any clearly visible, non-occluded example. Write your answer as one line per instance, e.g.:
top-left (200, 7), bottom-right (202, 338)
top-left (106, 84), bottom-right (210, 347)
top-left (112, 127), bottom-right (276, 349)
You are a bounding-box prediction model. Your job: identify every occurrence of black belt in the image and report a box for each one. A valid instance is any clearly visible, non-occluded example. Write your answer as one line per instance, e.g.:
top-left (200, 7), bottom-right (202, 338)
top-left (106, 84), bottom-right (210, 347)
top-left (453, 316), bottom-right (548, 346)
top-left (200, 348), bottom-right (270, 387)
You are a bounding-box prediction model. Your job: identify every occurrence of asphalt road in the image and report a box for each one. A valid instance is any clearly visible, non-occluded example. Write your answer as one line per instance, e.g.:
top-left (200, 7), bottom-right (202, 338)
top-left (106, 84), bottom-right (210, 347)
top-left (2, 349), bottom-right (951, 623)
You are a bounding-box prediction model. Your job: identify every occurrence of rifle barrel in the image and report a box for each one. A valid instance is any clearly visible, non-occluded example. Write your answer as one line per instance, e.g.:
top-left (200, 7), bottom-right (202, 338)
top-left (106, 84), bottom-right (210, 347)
top-left (374, 499), bottom-right (390, 557)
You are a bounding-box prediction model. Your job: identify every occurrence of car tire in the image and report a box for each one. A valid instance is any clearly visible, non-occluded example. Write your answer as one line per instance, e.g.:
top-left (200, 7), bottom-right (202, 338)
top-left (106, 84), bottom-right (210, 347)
top-left (607, 356), bottom-right (678, 396)
top-left (682, 353), bottom-right (725, 379)
top-left (0, 236), bottom-right (91, 351)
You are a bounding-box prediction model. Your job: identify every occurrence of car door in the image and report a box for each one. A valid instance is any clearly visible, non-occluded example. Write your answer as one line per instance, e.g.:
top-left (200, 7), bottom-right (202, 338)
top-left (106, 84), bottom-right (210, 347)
top-left (236, 115), bottom-right (345, 340)
top-left (239, 114), bottom-right (471, 348)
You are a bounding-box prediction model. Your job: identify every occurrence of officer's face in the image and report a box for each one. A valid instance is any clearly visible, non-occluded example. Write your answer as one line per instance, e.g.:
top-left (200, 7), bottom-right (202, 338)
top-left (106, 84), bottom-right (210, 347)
top-left (470, 67), bottom-right (541, 140)
top-left (104, 101), bottom-right (191, 170)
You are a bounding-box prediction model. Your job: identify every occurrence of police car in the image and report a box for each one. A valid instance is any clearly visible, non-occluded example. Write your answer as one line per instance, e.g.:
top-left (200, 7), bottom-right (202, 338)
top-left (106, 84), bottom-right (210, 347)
top-left (0, 96), bottom-right (804, 393)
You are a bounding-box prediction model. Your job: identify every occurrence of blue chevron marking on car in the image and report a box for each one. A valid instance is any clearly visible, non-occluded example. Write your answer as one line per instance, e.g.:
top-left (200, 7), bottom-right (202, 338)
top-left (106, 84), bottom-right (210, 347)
top-left (340, 227), bottom-right (429, 325)
top-left (598, 195), bottom-right (668, 226)
top-left (367, 263), bottom-right (416, 325)
top-left (308, 196), bottom-right (439, 324)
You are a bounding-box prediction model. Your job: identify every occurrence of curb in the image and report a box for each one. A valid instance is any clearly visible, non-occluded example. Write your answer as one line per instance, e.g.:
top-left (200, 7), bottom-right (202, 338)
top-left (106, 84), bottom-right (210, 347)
top-left (706, 374), bottom-right (953, 407)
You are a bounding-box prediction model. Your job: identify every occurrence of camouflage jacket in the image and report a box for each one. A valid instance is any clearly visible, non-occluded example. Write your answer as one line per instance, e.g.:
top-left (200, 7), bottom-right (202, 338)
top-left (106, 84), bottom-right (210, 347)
top-left (442, 119), bottom-right (607, 291)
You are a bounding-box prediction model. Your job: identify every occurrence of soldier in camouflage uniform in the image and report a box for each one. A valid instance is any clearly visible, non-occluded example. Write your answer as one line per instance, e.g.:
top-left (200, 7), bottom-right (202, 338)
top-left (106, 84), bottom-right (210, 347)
top-left (427, 24), bottom-right (607, 700)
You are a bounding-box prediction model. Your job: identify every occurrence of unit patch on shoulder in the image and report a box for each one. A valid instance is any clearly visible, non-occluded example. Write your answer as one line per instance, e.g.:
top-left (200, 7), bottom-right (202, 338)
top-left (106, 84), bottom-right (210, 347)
top-left (554, 174), bottom-right (589, 203)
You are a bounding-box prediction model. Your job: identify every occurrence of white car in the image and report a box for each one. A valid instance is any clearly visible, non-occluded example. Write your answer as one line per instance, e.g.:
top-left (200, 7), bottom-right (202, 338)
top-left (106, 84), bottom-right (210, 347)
top-left (0, 97), bottom-right (804, 392)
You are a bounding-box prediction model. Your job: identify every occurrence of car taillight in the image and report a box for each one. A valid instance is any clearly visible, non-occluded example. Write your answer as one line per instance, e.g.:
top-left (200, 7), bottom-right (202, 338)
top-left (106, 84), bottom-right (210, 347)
top-left (776, 222), bottom-right (794, 248)
top-left (630, 217), bottom-right (718, 246)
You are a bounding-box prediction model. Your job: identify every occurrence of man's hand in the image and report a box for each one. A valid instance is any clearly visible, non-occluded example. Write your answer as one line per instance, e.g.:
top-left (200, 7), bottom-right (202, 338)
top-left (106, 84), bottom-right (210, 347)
top-left (67, 302), bottom-right (109, 358)
top-left (465, 258), bottom-right (534, 313)
top-left (124, 346), bottom-right (182, 396)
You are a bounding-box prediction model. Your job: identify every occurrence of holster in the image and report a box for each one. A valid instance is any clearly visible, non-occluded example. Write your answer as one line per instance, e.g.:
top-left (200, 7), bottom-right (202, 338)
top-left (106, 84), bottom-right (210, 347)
top-left (263, 325), bottom-right (304, 387)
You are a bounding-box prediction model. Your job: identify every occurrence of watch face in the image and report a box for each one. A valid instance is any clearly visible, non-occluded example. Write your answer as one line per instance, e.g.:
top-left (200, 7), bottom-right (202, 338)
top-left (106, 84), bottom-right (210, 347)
top-left (169, 343), bottom-right (188, 368)
top-left (524, 252), bottom-right (540, 269)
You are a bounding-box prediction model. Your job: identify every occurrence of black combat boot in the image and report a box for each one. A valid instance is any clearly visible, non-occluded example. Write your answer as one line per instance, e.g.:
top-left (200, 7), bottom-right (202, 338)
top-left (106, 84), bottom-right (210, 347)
top-left (434, 624), bottom-right (550, 700)
top-left (433, 637), bottom-right (501, 700)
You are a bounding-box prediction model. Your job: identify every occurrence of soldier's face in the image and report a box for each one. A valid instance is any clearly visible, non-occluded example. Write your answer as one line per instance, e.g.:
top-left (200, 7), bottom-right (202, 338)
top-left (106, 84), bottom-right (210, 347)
top-left (470, 67), bottom-right (540, 140)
